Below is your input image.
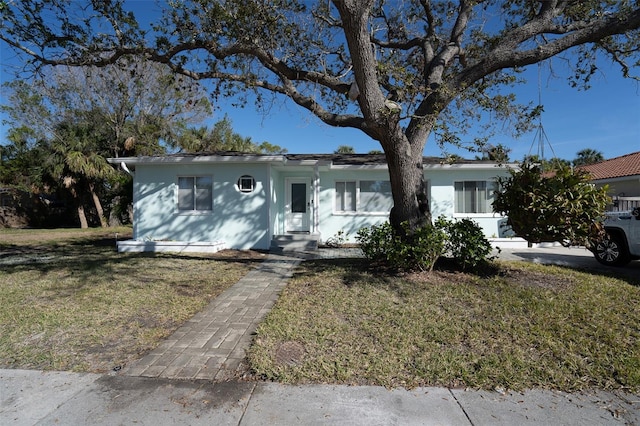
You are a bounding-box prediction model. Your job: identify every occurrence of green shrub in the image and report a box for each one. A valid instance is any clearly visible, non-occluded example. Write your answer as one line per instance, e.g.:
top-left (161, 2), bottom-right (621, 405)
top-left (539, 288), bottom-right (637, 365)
top-left (356, 222), bottom-right (395, 264)
top-left (357, 217), bottom-right (496, 272)
top-left (435, 216), bottom-right (494, 270)
top-left (356, 221), bottom-right (445, 271)
top-left (493, 161), bottom-right (610, 246)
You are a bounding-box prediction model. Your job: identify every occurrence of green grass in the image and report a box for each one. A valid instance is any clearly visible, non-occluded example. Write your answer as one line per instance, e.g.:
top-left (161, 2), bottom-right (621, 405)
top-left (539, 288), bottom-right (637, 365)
top-left (248, 259), bottom-right (640, 392)
top-left (0, 228), bottom-right (262, 373)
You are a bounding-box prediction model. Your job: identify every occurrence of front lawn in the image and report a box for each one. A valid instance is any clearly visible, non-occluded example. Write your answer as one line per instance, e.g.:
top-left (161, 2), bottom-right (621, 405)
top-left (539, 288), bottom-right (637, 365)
top-left (0, 228), bottom-right (263, 373)
top-left (248, 259), bottom-right (640, 392)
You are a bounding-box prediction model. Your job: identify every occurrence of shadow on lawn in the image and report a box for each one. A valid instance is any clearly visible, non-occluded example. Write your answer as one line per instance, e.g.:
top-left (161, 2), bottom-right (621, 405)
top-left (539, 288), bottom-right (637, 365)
top-left (509, 250), bottom-right (640, 288)
top-left (300, 254), bottom-right (640, 290)
top-left (0, 236), bottom-right (264, 287)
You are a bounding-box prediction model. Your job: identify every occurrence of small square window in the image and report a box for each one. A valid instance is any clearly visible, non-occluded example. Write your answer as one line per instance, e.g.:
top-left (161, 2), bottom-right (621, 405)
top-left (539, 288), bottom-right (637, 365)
top-left (238, 175), bottom-right (256, 193)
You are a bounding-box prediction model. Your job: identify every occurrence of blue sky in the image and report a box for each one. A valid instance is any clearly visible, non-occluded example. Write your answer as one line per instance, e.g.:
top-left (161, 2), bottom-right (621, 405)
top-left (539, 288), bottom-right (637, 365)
top-left (206, 64), bottom-right (640, 162)
top-left (1, 3), bottom-right (639, 163)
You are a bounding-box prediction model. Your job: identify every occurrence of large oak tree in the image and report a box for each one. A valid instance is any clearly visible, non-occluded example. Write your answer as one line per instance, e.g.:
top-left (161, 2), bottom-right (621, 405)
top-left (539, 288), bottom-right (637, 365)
top-left (2, 0), bottom-right (639, 234)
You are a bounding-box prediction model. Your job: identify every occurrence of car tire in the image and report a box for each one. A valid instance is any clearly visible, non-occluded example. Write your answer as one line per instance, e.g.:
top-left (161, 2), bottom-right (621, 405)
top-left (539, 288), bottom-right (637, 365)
top-left (593, 234), bottom-right (631, 266)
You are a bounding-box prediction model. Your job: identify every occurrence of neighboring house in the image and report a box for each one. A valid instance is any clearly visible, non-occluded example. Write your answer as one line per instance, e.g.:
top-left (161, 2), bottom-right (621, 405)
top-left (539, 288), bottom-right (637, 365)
top-left (109, 152), bottom-right (517, 252)
top-left (578, 151), bottom-right (640, 211)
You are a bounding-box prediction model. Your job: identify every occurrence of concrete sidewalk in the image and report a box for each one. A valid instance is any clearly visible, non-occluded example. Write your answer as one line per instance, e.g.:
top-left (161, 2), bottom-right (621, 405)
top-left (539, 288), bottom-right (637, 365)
top-left (2, 247), bottom-right (639, 425)
top-left (2, 369), bottom-right (639, 425)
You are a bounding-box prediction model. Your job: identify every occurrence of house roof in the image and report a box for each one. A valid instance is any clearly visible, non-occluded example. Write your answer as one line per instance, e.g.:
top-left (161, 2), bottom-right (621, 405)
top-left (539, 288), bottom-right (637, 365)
top-left (284, 153), bottom-right (500, 166)
top-left (578, 151), bottom-right (640, 180)
top-left (110, 151), bottom-right (507, 168)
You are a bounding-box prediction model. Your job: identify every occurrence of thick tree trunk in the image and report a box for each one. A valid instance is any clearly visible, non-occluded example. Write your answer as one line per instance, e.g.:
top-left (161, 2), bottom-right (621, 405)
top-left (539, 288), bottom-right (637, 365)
top-left (334, 1), bottom-right (435, 238)
top-left (383, 137), bottom-right (431, 235)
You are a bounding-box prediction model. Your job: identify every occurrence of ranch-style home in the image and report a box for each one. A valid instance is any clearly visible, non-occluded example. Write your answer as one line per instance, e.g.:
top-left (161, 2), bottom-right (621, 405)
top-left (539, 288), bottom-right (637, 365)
top-left (109, 152), bottom-right (519, 253)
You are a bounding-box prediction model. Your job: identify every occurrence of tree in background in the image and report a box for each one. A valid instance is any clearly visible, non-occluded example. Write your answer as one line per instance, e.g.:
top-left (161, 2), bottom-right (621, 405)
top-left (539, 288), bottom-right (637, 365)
top-left (335, 145), bottom-right (355, 154)
top-left (178, 116), bottom-right (287, 154)
top-left (573, 148), bottom-right (605, 167)
top-left (0, 58), bottom-right (211, 227)
top-left (475, 144), bottom-right (511, 163)
top-left (2, 59), bottom-right (212, 158)
top-left (2, 1), bottom-right (639, 239)
top-left (47, 121), bottom-right (116, 228)
top-left (521, 154), bottom-right (571, 172)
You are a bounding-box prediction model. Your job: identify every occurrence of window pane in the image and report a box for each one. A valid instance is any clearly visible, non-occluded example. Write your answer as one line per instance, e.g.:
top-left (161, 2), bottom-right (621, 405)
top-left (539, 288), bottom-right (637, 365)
top-left (454, 181), bottom-right (464, 213)
top-left (476, 181), bottom-right (487, 213)
top-left (291, 183), bottom-right (307, 213)
top-left (455, 181), bottom-right (494, 213)
top-left (335, 181), bottom-right (356, 212)
top-left (345, 181), bottom-right (356, 211)
top-left (178, 177), bottom-right (194, 210)
top-left (195, 176), bottom-right (212, 210)
top-left (360, 180), bottom-right (392, 212)
top-left (335, 182), bottom-right (345, 211)
top-left (239, 176), bottom-right (255, 192)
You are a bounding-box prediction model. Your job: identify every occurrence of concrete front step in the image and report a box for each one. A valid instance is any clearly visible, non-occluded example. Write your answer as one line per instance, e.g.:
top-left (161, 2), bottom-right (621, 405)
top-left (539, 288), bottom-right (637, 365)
top-left (271, 234), bottom-right (319, 251)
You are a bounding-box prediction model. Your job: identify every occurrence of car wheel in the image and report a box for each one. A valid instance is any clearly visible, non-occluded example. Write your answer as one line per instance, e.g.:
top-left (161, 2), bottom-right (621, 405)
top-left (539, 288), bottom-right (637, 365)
top-left (593, 234), bottom-right (631, 266)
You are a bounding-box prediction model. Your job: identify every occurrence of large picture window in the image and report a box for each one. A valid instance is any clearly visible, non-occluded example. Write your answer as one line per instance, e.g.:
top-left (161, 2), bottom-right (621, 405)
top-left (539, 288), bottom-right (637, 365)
top-left (454, 181), bottom-right (494, 214)
top-left (335, 180), bottom-right (392, 213)
top-left (359, 180), bottom-right (393, 212)
top-left (178, 176), bottom-right (212, 211)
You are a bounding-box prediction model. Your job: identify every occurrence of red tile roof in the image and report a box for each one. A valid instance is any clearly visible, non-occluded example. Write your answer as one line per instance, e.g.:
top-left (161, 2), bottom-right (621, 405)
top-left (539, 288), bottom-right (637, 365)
top-left (579, 151), bottom-right (640, 180)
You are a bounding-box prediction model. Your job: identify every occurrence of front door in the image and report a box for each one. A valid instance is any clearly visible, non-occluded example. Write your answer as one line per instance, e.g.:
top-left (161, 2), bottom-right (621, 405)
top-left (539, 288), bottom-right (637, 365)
top-left (285, 178), bottom-right (310, 233)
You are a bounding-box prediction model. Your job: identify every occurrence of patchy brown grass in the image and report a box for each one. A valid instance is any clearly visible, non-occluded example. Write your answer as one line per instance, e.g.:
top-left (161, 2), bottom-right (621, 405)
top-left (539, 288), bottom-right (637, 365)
top-left (0, 229), bottom-right (264, 373)
top-left (248, 258), bottom-right (640, 392)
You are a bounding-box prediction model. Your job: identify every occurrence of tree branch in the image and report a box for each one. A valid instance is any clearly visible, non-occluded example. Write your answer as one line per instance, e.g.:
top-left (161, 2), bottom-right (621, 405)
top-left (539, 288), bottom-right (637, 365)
top-left (456, 7), bottom-right (640, 92)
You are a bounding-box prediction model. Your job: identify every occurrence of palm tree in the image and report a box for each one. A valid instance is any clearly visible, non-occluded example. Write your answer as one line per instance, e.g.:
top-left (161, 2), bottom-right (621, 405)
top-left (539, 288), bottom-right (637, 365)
top-left (48, 122), bottom-right (114, 228)
top-left (573, 149), bottom-right (604, 167)
top-left (335, 145), bottom-right (355, 154)
top-left (178, 117), bottom-right (286, 154)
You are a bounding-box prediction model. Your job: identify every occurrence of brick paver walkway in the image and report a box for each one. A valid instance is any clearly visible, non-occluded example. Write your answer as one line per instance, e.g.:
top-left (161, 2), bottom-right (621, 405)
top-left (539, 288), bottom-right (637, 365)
top-left (122, 253), bottom-right (304, 381)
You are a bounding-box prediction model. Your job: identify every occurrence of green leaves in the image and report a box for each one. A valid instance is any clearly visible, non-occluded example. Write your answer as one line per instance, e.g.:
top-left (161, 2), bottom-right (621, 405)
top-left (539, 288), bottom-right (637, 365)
top-left (493, 160), bottom-right (610, 246)
top-left (356, 217), bottom-right (495, 272)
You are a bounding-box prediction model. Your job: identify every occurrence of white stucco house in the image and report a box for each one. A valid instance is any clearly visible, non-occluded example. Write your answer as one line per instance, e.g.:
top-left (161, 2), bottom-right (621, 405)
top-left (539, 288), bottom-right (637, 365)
top-left (109, 152), bottom-right (519, 253)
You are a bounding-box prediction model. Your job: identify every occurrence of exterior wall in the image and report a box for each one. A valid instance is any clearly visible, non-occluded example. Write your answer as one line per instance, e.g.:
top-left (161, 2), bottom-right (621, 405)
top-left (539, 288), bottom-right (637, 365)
top-left (594, 177), bottom-right (640, 212)
top-left (131, 159), bottom-right (513, 250)
top-left (317, 165), bottom-right (512, 243)
top-left (595, 177), bottom-right (640, 198)
top-left (317, 168), bottom-right (391, 243)
top-left (428, 166), bottom-right (512, 238)
top-left (133, 162), bottom-right (271, 250)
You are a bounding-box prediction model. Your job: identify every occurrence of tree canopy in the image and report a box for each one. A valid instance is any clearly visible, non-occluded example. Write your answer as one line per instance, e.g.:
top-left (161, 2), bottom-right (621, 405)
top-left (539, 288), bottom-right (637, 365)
top-left (2, 0), bottom-right (639, 235)
top-left (178, 116), bottom-right (287, 153)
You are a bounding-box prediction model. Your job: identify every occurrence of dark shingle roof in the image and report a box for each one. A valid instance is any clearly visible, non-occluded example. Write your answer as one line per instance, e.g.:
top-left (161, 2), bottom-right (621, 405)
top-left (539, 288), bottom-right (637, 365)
top-left (578, 151), bottom-right (640, 180)
top-left (284, 153), bottom-right (494, 165)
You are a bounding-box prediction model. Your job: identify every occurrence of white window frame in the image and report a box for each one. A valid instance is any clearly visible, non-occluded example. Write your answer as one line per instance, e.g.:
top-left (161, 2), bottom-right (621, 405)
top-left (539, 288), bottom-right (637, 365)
top-left (453, 180), bottom-right (495, 216)
top-left (176, 175), bottom-right (213, 214)
top-left (334, 179), bottom-right (392, 216)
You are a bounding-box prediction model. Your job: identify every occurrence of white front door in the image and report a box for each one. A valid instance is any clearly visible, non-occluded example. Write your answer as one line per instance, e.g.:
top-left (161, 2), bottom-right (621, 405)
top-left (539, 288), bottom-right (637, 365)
top-left (285, 178), bottom-right (311, 233)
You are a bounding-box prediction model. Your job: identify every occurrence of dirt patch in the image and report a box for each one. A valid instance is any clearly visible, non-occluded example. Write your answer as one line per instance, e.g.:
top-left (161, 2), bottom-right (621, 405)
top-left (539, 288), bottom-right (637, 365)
top-left (211, 249), bottom-right (268, 261)
top-left (501, 266), bottom-right (575, 291)
top-left (406, 265), bottom-right (575, 291)
top-left (406, 269), bottom-right (477, 286)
